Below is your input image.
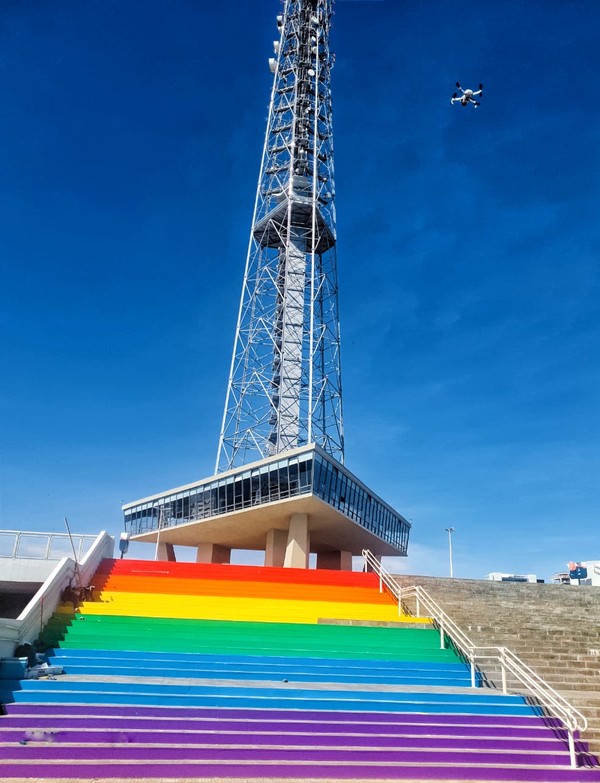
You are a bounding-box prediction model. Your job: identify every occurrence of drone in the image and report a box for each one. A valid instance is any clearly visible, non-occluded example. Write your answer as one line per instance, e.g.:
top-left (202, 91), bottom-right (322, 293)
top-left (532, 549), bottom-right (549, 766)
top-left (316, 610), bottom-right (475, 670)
top-left (451, 82), bottom-right (483, 108)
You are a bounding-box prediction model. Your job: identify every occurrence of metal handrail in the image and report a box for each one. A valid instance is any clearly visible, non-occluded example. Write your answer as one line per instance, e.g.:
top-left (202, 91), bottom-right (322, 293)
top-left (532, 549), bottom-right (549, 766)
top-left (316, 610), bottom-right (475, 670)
top-left (362, 549), bottom-right (588, 768)
top-left (0, 530), bottom-right (98, 562)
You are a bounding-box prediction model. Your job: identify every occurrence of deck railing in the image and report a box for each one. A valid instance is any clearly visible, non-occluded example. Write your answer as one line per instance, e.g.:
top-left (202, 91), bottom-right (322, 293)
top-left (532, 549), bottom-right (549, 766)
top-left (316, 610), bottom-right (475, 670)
top-left (362, 549), bottom-right (588, 768)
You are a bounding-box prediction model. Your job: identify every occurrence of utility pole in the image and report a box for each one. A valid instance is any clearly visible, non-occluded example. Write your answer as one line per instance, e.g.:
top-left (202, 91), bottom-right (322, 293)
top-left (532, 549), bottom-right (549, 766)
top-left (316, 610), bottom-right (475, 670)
top-left (444, 527), bottom-right (455, 578)
top-left (154, 507), bottom-right (164, 562)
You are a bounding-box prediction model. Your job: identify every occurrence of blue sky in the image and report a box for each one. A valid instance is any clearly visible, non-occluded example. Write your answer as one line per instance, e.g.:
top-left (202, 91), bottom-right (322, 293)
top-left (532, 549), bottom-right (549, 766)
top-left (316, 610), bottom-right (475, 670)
top-left (1, 0), bottom-right (599, 581)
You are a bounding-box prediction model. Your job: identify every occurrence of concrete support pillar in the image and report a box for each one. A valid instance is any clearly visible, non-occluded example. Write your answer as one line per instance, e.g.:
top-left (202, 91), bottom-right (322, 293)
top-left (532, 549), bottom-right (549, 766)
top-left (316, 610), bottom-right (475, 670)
top-left (156, 542), bottom-right (176, 562)
top-left (196, 543), bottom-right (231, 564)
top-left (316, 550), bottom-right (353, 571)
top-left (265, 528), bottom-right (288, 568)
top-left (284, 513), bottom-right (310, 569)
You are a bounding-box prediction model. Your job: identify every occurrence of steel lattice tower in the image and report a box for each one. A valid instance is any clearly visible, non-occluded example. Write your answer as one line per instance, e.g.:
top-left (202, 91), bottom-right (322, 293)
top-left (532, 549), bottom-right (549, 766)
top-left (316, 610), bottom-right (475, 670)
top-left (124, 0), bottom-right (411, 564)
top-left (216, 0), bottom-right (343, 473)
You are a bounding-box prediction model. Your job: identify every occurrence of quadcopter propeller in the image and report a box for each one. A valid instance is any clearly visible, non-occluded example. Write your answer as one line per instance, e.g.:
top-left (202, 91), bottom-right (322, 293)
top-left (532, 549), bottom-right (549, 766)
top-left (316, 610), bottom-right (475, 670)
top-left (455, 81), bottom-right (461, 88)
top-left (452, 93), bottom-right (457, 99)
top-left (479, 83), bottom-right (483, 91)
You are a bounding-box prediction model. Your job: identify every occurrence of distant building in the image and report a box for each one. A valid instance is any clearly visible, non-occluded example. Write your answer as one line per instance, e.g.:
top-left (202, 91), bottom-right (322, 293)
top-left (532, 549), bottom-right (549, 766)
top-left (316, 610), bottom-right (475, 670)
top-left (554, 560), bottom-right (600, 586)
top-left (488, 572), bottom-right (543, 584)
top-left (586, 561), bottom-right (600, 585)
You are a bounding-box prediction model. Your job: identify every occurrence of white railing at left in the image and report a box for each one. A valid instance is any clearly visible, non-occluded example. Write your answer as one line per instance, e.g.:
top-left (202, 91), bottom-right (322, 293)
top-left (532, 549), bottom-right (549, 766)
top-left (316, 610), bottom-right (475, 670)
top-left (0, 530), bottom-right (98, 562)
top-left (11, 531), bottom-right (114, 652)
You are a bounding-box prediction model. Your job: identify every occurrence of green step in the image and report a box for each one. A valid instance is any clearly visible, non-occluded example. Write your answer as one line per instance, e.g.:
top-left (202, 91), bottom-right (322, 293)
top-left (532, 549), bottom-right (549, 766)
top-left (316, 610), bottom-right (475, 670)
top-left (52, 614), bottom-right (440, 640)
top-left (50, 639), bottom-right (459, 661)
top-left (49, 617), bottom-right (446, 649)
top-left (42, 614), bottom-right (461, 663)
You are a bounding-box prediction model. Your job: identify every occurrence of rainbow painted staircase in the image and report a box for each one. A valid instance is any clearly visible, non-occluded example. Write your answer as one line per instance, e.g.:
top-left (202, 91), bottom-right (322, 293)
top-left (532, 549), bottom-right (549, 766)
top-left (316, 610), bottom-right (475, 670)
top-left (1, 559), bottom-right (600, 782)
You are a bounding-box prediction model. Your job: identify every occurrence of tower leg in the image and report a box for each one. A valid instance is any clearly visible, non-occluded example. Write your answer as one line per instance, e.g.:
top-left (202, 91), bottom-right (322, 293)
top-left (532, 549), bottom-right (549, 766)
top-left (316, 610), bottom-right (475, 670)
top-left (284, 513), bottom-right (310, 569)
top-left (316, 550), bottom-right (353, 571)
top-left (265, 528), bottom-right (288, 568)
top-left (196, 544), bottom-right (231, 564)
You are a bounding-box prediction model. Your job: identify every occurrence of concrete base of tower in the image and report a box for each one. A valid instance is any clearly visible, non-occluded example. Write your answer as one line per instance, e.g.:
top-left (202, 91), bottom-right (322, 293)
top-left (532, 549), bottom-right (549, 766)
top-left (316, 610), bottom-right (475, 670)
top-left (156, 542), bottom-right (176, 562)
top-left (284, 513), bottom-right (310, 569)
top-left (265, 528), bottom-right (287, 567)
top-left (316, 549), bottom-right (352, 571)
top-left (196, 543), bottom-right (231, 564)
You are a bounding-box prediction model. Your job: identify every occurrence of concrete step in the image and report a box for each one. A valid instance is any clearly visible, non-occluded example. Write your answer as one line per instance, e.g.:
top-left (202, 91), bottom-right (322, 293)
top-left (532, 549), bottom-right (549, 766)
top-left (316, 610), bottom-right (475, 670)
top-left (393, 575), bottom-right (600, 760)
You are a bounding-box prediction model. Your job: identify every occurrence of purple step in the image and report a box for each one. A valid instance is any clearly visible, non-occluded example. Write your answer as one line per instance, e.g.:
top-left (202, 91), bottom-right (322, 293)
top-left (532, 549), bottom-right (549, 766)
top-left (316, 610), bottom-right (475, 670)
top-left (0, 712), bottom-right (569, 736)
top-left (1, 761), bottom-right (600, 781)
top-left (2, 704), bottom-right (570, 740)
top-left (0, 727), bottom-right (573, 752)
top-left (3, 702), bottom-right (564, 729)
top-left (0, 745), bottom-right (573, 765)
top-left (0, 719), bottom-right (576, 744)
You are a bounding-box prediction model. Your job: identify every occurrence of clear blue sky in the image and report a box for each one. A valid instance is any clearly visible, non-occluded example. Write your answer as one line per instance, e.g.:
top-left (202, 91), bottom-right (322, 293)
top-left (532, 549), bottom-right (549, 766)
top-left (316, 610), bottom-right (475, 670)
top-left (1, 0), bottom-right (599, 581)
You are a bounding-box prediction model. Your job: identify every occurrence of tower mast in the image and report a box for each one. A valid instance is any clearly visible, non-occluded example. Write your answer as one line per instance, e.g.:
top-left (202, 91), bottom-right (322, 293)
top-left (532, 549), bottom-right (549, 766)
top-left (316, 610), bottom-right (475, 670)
top-left (216, 0), bottom-right (343, 473)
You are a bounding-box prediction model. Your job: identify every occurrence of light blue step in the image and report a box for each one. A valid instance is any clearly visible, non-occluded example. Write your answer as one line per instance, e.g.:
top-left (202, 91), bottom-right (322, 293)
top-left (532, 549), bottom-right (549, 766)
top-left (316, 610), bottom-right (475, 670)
top-left (47, 650), bottom-right (474, 687)
top-left (14, 680), bottom-right (535, 716)
top-left (18, 679), bottom-right (517, 703)
top-left (50, 663), bottom-right (474, 686)
top-left (48, 648), bottom-right (469, 672)
top-left (11, 691), bottom-right (538, 714)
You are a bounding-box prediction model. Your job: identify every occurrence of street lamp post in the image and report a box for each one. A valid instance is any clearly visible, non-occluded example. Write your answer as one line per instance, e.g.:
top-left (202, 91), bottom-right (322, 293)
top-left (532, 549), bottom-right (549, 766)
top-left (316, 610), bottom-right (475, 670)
top-left (154, 506), bottom-right (165, 562)
top-left (444, 527), bottom-right (455, 578)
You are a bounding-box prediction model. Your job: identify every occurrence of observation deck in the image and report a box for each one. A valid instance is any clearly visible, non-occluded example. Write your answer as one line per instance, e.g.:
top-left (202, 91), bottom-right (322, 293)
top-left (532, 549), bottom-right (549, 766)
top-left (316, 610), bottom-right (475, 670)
top-left (123, 444), bottom-right (410, 569)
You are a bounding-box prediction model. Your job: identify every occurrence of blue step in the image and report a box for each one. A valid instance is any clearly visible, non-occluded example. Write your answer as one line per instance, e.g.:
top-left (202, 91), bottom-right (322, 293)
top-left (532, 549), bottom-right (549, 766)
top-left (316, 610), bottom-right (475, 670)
top-left (14, 680), bottom-right (536, 716)
top-left (46, 649), bottom-right (476, 685)
top-left (17, 679), bottom-right (521, 704)
top-left (11, 692), bottom-right (538, 714)
top-left (47, 648), bottom-right (470, 672)
top-left (52, 664), bottom-right (473, 686)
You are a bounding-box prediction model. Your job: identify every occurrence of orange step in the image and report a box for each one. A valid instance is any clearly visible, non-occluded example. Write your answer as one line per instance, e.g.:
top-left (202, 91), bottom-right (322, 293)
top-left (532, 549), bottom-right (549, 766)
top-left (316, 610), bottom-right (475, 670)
top-left (91, 575), bottom-right (394, 605)
top-left (96, 559), bottom-right (383, 588)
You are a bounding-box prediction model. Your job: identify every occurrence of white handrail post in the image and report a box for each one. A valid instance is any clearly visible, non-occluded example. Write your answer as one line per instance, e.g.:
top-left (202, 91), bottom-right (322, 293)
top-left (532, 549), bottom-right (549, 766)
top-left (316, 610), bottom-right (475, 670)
top-left (501, 651), bottom-right (507, 695)
top-left (470, 654), bottom-right (476, 688)
top-left (416, 593), bottom-right (420, 618)
top-left (568, 728), bottom-right (576, 768)
top-left (379, 572), bottom-right (382, 593)
top-left (440, 617), bottom-right (446, 649)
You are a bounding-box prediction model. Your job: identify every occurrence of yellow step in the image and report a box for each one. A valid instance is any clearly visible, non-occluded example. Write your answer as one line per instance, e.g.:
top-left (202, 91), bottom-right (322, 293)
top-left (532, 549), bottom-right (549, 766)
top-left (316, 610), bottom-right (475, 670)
top-left (80, 592), bottom-right (432, 625)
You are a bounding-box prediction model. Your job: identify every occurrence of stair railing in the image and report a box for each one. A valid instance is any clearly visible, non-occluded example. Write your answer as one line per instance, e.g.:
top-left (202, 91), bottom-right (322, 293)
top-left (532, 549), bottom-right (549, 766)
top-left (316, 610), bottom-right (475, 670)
top-left (362, 549), bottom-right (588, 768)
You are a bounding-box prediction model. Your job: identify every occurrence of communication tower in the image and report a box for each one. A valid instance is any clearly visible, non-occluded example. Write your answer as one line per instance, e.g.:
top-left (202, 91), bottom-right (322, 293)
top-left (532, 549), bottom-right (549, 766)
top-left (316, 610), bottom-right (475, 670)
top-left (216, 0), bottom-right (343, 473)
top-left (123, 0), bottom-right (411, 569)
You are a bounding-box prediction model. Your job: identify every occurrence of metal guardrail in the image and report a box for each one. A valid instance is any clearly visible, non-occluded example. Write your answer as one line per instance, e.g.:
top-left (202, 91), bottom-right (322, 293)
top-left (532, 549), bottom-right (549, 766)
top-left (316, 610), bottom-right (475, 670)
top-left (0, 531), bottom-right (97, 562)
top-left (362, 549), bottom-right (588, 768)
top-left (15, 532), bottom-right (115, 649)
